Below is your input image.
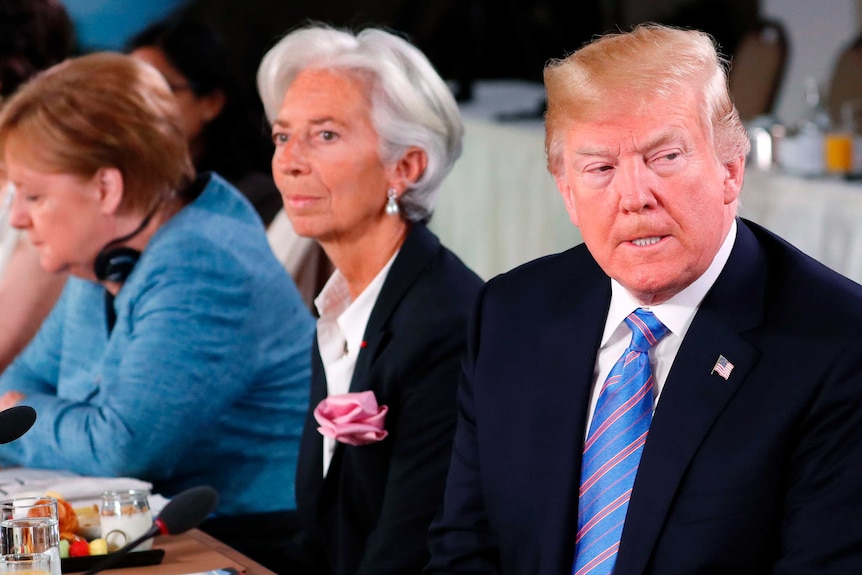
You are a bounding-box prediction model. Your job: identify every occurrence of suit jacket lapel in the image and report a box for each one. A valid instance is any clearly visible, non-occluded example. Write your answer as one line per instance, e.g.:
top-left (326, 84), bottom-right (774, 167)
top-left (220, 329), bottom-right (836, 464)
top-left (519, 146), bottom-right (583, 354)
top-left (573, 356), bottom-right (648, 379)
top-left (348, 224), bottom-right (440, 393)
top-left (324, 225), bottom-right (440, 476)
top-left (616, 220), bottom-right (767, 574)
top-left (479, 246), bottom-right (610, 571)
top-left (531, 256), bottom-right (612, 572)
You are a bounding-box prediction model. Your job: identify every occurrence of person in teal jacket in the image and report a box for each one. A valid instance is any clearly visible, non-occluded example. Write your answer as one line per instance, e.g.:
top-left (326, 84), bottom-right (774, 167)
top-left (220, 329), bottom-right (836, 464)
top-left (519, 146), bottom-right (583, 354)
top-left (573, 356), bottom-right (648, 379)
top-left (0, 53), bottom-right (314, 526)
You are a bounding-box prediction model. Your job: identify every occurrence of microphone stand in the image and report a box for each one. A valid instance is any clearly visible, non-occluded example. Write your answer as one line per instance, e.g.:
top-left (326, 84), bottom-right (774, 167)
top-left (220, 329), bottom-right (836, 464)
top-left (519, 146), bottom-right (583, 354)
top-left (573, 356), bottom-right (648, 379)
top-left (81, 523), bottom-right (160, 575)
top-left (80, 485), bottom-right (217, 575)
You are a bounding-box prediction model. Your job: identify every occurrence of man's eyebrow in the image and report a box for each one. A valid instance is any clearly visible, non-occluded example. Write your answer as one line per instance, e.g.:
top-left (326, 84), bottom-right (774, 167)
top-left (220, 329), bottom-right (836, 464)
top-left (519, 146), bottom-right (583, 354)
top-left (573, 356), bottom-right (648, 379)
top-left (636, 129), bottom-right (685, 153)
top-left (573, 145), bottom-right (614, 156)
top-left (571, 129), bottom-right (687, 157)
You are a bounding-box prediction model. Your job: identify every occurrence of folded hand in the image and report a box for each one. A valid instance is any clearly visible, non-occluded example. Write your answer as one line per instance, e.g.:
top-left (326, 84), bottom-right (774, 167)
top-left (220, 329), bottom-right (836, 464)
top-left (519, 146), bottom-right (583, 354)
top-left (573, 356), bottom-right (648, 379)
top-left (0, 390), bottom-right (26, 412)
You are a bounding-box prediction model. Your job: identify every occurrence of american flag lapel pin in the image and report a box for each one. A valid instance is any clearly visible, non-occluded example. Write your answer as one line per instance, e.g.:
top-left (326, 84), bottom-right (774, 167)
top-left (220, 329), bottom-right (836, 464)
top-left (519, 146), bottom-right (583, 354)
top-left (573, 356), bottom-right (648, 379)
top-left (711, 355), bottom-right (734, 380)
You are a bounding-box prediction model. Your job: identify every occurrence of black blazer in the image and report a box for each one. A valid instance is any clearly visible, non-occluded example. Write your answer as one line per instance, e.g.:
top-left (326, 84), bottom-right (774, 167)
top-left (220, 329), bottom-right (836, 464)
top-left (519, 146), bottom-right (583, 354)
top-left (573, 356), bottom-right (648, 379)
top-left (427, 219), bottom-right (862, 574)
top-left (295, 224), bottom-right (482, 575)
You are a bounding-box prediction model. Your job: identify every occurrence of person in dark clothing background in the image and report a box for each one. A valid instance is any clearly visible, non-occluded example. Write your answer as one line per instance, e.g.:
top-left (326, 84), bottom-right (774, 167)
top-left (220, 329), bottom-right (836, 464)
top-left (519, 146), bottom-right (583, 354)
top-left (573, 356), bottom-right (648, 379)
top-left (127, 13), bottom-right (282, 226)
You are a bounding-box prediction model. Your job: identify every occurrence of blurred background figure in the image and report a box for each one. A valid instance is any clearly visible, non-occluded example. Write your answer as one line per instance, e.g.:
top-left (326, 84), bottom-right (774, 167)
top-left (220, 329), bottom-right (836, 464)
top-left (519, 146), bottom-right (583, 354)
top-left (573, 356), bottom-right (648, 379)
top-left (0, 52), bottom-right (314, 559)
top-left (0, 0), bottom-right (75, 96)
top-left (127, 12), bottom-right (282, 226)
top-left (257, 24), bottom-right (483, 575)
top-left (0, 0), bottom-right (76, 371)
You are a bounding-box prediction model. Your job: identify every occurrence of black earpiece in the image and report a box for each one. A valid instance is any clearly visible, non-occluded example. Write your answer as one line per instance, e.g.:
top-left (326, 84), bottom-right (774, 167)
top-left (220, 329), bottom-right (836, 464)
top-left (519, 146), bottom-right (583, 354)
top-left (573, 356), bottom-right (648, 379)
top-left (93, 207), bottom-right (158, 283)
top-left (94, 246), bottom-right (141, 282)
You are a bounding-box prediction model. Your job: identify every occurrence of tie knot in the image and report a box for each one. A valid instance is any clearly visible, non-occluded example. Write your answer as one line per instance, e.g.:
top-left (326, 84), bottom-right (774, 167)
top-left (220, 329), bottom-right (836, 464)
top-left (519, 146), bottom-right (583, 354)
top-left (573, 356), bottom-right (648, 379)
top-left (624, 308), bottom-right (669, 352)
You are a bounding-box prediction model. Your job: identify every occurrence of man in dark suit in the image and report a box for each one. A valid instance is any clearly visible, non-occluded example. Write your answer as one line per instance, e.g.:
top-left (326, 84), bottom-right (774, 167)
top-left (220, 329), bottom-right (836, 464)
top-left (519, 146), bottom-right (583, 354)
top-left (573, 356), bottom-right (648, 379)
top-left (426, 23), bottom-right (862, 575)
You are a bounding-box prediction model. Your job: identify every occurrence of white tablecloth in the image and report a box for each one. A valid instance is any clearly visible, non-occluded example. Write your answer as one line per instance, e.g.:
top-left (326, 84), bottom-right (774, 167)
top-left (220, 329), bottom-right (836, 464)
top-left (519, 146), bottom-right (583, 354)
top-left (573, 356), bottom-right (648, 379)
top-left (739, 168), bottom-right (862, 285)
top-left (428, 81), bottom-right (583, 280)
top-left (0, 467), bottom-right (168, 513)
top-left (430, 118), bottom-right (582, 280)
top-left (0, 467), bottom-right (151, 501)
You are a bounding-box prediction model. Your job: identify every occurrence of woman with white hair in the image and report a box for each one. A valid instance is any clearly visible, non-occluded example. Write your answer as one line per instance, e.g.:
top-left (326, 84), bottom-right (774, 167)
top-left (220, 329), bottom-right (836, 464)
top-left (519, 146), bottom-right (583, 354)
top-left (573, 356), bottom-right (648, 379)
top-left (257, 24), bottom-right (483, 574)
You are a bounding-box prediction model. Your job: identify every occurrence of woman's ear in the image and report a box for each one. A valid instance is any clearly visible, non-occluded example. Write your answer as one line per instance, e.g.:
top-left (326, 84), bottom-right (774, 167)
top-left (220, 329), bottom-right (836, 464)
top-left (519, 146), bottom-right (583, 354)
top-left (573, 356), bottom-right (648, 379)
top-left (390, 146), bottom-right (428, 195)
top-left (96, 167), bottom-right (125, 215)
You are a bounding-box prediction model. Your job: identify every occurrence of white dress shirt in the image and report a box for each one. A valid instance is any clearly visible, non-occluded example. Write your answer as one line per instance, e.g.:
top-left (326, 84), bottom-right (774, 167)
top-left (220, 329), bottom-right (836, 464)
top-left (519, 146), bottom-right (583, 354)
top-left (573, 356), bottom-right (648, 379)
top-left (585, 220), bottom-right (738, 433)
top-left (314, 252), bottom-right (398, 475)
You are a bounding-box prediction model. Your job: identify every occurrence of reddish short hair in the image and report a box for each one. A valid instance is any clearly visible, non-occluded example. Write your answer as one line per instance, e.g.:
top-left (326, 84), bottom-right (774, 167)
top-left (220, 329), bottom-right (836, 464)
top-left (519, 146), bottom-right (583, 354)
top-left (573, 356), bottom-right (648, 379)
top-left (0, 52), bottom-right (194, 214)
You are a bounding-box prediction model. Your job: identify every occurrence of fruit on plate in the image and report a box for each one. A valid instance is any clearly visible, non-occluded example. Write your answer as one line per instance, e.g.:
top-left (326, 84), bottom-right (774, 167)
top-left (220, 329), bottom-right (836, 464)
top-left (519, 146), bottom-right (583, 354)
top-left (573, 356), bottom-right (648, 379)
top-left (69, 539), bottom-right (90, 557)
top-left (60, 531), bottom-right (85, 543)
top-left (89, 538), bottom-right (108, 556)
top-left (27, 493), bottom-right (115, 559)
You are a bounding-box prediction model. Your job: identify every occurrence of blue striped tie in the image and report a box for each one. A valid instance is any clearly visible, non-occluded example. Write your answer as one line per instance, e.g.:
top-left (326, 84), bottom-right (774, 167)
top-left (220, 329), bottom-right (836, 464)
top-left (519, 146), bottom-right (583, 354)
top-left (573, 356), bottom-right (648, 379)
top-left (572, 308), bottom-right (669, 575)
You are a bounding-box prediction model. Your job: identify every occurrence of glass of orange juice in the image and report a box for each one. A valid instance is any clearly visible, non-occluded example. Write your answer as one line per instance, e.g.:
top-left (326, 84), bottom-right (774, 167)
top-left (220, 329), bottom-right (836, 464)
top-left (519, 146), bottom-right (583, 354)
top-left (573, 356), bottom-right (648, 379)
top-left (825, 132), bottom-right (853, 174)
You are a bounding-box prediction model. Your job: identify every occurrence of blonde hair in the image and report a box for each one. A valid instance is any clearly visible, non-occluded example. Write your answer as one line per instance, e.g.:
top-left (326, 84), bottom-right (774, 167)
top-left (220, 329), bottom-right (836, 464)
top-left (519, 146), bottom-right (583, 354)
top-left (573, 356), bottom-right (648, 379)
top-left (0, 52), bottom-right (194, 214)
top-left (544, 23), bottom-right (749, 175)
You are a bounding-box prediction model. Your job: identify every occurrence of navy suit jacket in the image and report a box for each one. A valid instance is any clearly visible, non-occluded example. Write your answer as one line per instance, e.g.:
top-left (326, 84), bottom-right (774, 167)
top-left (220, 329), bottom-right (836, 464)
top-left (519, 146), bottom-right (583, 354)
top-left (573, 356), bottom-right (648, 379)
top-left (295, 224), bottom-right (483, 575)
top-left (427, 219), bottom-right (862, 574)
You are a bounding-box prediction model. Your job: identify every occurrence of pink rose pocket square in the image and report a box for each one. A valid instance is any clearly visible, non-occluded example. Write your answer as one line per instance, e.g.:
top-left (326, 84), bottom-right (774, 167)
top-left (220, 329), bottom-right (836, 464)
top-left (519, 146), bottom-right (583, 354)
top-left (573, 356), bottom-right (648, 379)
top-left (314, 390), bottom-right (389, 446)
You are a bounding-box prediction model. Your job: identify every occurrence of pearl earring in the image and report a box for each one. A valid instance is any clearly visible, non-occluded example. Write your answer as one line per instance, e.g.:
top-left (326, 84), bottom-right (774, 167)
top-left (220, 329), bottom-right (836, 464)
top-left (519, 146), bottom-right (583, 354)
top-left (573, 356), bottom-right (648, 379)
top-left (385, 188), bottom-right (399, 216)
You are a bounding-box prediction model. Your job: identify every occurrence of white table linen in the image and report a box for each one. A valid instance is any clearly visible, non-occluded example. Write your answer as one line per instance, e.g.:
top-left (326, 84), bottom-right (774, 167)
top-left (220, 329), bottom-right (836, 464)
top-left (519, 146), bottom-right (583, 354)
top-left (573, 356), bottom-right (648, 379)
top-left (739, 168), bottom-right (862, 284)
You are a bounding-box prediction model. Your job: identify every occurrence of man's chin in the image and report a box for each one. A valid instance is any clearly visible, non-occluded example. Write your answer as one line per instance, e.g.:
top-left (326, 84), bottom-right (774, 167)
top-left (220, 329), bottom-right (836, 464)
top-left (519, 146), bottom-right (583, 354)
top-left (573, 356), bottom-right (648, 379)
top-left (616, 274), bottom-right (688, 306)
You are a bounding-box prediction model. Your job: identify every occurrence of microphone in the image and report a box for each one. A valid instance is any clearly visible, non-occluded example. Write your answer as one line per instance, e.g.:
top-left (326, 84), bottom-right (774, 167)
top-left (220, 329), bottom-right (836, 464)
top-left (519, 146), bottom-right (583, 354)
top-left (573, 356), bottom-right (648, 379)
top-left (0, 405), bottom-right (37, 444)
top-left (82, 485), bottom-right (219, 575)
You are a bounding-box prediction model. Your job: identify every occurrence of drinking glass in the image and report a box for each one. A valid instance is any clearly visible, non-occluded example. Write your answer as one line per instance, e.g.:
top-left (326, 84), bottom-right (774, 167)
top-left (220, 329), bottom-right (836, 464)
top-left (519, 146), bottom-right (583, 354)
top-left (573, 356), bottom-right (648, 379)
top-left (99, 490), bottom-right (152, 552)
top-left (0, 498), bottom-right (60, 575)
top-left (0, 552), bottom-right (51, 574)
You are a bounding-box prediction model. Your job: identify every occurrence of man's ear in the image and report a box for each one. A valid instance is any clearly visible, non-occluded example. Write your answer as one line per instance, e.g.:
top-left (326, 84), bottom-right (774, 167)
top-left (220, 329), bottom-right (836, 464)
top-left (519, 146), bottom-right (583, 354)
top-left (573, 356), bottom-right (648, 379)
top-left (723, 154), bottom-right (745, 205)
top-left (96, 167), bottom-right (125, 215)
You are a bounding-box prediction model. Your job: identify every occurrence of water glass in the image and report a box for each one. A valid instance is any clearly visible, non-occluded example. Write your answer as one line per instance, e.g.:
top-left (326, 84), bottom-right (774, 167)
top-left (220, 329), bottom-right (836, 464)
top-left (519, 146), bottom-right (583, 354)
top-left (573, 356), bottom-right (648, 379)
top-left (0, 498), bottom-right (60, 575)
top-left (0, 552), bottom-right (51, 574)
top-left (100, 490), bottom-right (152, 552)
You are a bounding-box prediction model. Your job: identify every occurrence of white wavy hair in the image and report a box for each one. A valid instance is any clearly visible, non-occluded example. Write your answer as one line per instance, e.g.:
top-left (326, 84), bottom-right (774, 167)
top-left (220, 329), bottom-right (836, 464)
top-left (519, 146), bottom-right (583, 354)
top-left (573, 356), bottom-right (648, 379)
top-left (257, 25), bottom-right (463, 223)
